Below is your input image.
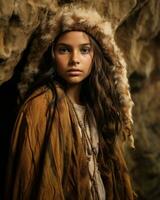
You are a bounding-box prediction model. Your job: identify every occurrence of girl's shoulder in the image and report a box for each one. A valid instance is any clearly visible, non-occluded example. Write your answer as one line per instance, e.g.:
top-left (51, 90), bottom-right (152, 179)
top-left (21, 84), bottom-right (65, 114)
top-left (26, 86), bottom-right (52, 102)
top-left (20, 86), bottom-right (54, 116)
top-left (26, 86), bottom-right (53, 103)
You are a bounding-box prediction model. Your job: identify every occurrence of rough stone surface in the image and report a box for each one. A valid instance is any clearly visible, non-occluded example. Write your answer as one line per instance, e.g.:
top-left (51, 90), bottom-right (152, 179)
top-left (0, 0), bottom-right (58, 84)
top-left (0, 0), bottom-right (160, 199)
top-left (113, 1), bottom-right (160, 199)
top-left (129, 81), bottom-right (160, 199)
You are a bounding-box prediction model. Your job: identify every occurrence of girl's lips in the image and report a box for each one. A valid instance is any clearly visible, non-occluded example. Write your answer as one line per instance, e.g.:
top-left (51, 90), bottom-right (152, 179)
top-left (67, 69), bottom-right (82, 75)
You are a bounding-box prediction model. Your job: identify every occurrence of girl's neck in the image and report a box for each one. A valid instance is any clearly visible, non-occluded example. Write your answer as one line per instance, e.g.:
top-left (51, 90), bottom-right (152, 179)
top-left (66, 84), bottom-right (83, 105)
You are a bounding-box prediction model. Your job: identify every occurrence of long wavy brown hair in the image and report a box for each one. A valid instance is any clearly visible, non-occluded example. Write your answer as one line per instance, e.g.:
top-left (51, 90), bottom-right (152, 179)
top-left (50, 32), bottom-right (122, 142)
top-left (46, 32), bottom-right (122, 145)
top-left (81, 36), bottom-right (122, 141)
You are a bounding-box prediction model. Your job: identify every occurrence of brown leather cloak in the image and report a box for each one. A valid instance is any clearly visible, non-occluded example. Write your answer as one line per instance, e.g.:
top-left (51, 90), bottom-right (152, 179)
top-left (5, 86), bottom-right (134, 200)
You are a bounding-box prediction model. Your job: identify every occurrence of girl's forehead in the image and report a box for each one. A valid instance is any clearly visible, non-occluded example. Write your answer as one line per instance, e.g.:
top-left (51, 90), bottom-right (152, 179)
top-left (55, 31), bottom-right (91, 45)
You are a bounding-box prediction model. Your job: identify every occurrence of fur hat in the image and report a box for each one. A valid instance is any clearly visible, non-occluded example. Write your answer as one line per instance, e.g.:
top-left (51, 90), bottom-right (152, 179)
top-left (18, 4), bottom-right (134, 147)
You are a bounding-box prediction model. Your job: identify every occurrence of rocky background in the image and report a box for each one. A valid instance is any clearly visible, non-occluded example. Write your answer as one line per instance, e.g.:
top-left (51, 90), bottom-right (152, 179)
top-left (0, 0), bottom-right (160, 199)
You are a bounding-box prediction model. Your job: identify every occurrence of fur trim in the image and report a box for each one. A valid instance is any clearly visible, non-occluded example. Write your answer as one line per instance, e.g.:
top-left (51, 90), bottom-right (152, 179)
top-left (18, 4), bottom-right (134, 147)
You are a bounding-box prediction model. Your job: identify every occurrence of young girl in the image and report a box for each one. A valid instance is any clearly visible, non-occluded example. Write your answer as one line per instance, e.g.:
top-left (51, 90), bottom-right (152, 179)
top-left (5, 4), bottom-right (135, 200)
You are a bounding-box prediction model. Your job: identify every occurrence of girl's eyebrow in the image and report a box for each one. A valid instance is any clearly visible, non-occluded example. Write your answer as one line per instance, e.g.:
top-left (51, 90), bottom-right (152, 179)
top-left (56, 43), bottom-right (91, 47)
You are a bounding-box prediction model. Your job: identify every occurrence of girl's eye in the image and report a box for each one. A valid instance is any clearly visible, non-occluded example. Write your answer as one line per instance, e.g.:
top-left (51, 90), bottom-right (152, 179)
top-left (57, 46), bottom-right (70, 54)
top-left (80, 47), bottom-right (91, 54)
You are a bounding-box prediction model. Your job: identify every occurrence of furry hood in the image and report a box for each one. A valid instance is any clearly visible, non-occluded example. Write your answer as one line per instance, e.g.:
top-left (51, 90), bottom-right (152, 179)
top-left (18, 4), bottom-right (134, 147)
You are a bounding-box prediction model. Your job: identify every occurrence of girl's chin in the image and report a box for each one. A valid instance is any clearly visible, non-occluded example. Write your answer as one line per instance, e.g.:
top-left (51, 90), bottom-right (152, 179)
top-left (64, 78), bottom-right (84, 85)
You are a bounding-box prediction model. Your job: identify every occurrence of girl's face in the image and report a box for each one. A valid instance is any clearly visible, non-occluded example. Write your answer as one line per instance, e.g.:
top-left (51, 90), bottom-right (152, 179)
top-left (53, 31), bottom-right (93, 86)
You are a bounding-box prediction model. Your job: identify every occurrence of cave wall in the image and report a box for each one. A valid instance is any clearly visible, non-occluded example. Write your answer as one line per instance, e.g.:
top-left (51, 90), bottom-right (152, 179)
top-left (0, 0), bottom-right (160, 199)
top-left (113, 1), bottom-right (160, 199)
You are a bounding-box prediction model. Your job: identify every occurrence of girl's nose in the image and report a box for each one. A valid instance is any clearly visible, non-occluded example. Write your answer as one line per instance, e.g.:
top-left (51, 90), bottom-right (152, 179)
top-left (69, 50), bottom-right (80, 65)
